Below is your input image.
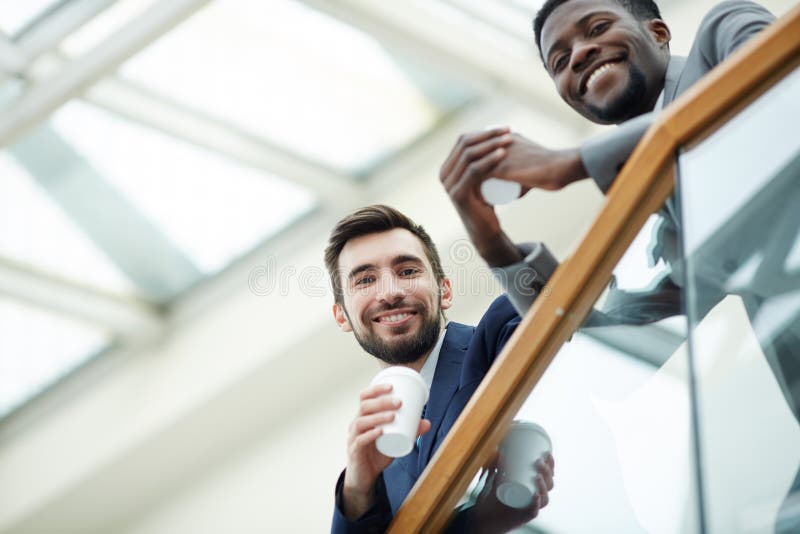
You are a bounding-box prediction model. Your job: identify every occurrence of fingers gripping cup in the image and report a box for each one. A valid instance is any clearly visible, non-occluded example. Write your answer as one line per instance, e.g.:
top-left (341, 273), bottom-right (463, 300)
top-left (370, 367), bottom-right (429, 458)
top-left (496, 421), bottom-right (552, 508)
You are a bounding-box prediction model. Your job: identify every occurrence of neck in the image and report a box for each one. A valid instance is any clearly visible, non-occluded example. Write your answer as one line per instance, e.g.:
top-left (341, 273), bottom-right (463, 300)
top-left (386, 319), bottom-right (446, 373)
top-left (403, 354), bottom-right (429, 373)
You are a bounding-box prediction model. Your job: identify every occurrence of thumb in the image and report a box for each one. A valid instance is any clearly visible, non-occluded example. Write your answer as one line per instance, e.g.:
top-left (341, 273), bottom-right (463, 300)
top-left (417, 418), bottom-right (432, 437)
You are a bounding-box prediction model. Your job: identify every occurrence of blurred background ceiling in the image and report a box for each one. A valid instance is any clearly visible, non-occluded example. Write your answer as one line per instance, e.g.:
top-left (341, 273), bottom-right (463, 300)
top-left (0, 1), bottom-right (795, 532)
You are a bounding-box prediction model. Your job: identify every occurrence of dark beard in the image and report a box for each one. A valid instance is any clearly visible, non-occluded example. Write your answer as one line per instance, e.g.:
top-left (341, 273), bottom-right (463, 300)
top-left (347, 307), bottom-right (442, 365)
top-left (586, 62), bottom-right (647, 123)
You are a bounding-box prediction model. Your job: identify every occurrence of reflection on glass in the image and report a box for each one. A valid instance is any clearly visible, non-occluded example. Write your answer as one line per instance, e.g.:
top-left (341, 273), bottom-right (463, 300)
top-left (679, 65), bottom-right (800, 534)
top-left (588, 214), bottom-right (683, 329)
top-left (0, 297), bottom-right (108, 418)
top-left (116, 0), bottom-right (474, 172)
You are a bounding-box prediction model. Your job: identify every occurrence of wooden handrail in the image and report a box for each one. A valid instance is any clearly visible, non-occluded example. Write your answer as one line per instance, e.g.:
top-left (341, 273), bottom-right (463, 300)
top-left (389, 5), bottom-right (800, 532)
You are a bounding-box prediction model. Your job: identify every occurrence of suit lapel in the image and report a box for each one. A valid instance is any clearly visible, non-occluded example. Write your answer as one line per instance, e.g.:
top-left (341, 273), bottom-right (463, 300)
top-left (664, 55), bottom-right (688, 106)
top-left (417, 322), bottom-right (472, 470)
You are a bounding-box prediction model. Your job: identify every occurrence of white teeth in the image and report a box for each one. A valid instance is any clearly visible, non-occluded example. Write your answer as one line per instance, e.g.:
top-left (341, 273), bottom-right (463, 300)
top-left (586, 62), bottom-right (613, 90)
top-left (380, 313), bottom-right (410, 323)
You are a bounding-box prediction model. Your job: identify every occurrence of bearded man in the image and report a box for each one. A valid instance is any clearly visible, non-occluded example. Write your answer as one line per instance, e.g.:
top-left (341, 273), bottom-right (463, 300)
top-left (326, 205), bottom-right (555, 534)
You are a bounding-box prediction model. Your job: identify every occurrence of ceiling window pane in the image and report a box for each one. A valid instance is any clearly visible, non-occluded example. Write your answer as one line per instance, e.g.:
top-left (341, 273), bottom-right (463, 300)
top-left (3, 100), bottom-right (315, 300)
top-left (0, 154), bottom-right (136, 295)
top-left (47, 101), bottom-right (316, 276)
top-left (0, 298), bottom-right (108, 418)
top-left (60, 0), bottom-right (159, 54)
top-left (115, 0), bottom-right (474, 173)
top-left (0, 0), bottom-right (63, 36)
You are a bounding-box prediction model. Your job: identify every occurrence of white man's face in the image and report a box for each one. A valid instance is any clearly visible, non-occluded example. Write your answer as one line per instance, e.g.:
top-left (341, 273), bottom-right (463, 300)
top-left (332, 228), bottom-right (453, 365)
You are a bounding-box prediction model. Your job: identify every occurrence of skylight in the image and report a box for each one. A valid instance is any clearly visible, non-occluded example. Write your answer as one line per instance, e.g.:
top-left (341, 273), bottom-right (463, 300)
top-left (4, 100), bottom-right (316, 301)
top-left (0, 0), bottom-right (63, 36)
top-left (49, 101), bottom-right (316, 276)
top-left (114, 0), bottom-right (473, 173)
top-left (0, 297), bottom-right (108, 418)
top-left (0, 153), bottom-right (136, 295)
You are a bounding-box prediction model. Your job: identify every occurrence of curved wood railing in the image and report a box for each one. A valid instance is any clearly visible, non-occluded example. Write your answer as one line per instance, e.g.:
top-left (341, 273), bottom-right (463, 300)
top-left (388, 5), bottom-right (800, 532)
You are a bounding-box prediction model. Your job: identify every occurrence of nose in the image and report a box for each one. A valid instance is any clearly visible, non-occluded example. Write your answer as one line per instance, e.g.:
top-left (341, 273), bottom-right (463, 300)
top-left (570, 39), bottom-right (600, 72)
top-left (376, 271), bottom-right (406, 304)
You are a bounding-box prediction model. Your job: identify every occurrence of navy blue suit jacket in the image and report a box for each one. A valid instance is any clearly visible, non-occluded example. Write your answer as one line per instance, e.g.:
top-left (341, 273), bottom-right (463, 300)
top-left (331, 295), bottom-right (520, 533)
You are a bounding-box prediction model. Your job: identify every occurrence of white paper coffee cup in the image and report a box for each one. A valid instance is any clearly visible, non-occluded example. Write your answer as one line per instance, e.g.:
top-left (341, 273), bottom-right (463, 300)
top-left (481, 178), bottom-right (522, 205)
top-left (495, 421), bottom-right (552, 508)
top-left (369, 366), bottom-right (429, 458)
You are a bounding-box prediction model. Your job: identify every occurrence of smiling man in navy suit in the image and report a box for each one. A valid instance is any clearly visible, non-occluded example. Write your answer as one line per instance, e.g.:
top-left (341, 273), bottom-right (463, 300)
top-left (324, 205), bottom-right (554, 533)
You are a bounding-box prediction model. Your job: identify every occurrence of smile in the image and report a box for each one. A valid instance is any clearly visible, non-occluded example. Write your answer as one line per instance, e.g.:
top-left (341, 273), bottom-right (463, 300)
top-left (374, 311), bottom-right (416, 325)
top-left (581, 58), bottom-right (623, 94)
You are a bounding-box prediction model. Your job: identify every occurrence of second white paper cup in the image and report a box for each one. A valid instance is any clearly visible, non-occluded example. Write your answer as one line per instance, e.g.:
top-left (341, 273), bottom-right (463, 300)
top-left (496, 421), bottom-right (552, 508)
top-left (481, 178), bottom-right (522, 205)
top-left (370, 366), bottom-right (429, 458)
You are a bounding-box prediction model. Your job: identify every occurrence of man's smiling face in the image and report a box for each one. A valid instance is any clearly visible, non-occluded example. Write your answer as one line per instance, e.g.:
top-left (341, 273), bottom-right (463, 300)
top-left (540, 0), bottom-right (671, 124)
top-left (333, 228), bottom-right (452, 366)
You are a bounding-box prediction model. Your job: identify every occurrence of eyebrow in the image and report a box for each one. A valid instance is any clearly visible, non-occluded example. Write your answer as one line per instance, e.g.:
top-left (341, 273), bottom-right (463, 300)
top-left (546, 10), bottom-right (617, 65)
top-left (346, 254), bottom-right (426, 282)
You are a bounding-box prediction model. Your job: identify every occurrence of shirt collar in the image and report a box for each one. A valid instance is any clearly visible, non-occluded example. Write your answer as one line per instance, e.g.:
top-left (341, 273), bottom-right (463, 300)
top-left (419, 326), bottom-right (447, 390)
top-left (654, 88), bottom-right (665, 111)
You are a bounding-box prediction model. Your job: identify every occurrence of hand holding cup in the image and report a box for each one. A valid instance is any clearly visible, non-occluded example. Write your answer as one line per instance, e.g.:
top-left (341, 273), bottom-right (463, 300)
top-left (495, 421), bottom-right (553, 508)
top-left (369, 366), bottom-right (430, 457)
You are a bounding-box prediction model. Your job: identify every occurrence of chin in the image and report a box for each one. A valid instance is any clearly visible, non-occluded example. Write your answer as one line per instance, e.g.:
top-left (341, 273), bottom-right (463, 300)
top-left (580, 107), bottom-right (618, 124)
top-left (587, 65), bottom-right (648, 124)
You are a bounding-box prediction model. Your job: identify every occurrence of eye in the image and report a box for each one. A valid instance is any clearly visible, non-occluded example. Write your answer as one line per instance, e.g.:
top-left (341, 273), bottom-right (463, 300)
top-left (399, 267), bottom-right (420, 277)
top-left (588, 20), bottom-right (610, 36)
top-left (355, 275), bottom-right (375, 286)
top-left (552, 53), bottom-right (568, 73)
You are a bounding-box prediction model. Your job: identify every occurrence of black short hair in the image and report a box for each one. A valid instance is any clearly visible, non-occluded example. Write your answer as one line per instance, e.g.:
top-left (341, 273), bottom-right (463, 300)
top-left (533, 0), bottom-right (662, 60)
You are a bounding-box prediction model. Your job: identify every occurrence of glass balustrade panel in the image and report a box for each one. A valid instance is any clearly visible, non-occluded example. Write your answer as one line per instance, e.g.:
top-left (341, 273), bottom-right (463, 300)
top-left (678, 63), bottom-right (800, 534)
top-left (450, 181), bottom-right (701, 534)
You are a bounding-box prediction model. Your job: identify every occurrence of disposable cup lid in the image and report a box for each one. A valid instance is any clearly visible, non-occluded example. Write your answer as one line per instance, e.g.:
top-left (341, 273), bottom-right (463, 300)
top-left (370, 366), bottom-right (429, 402)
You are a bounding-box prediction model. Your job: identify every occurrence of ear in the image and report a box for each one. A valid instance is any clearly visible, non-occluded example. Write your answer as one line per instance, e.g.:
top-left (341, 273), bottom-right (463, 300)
top-left (332, 303), bottom-right (353, 332)
top-left (439, 277), bottom-right (454, 311)
top-left (647, 19), bottom-right (671, 47)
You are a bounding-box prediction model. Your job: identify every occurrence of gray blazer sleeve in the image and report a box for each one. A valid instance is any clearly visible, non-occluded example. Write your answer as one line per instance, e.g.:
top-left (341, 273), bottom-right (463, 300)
top-left (491, 242), bottom-right (559, 316)
top-left (581, 113), bottom-right (655, 193)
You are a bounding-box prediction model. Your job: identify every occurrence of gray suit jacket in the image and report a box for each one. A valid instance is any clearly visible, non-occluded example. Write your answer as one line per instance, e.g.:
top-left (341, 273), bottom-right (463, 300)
top-left (581, 0), bottom-right (776, 193)
top-left (499, 0), bottom-right (776, 319)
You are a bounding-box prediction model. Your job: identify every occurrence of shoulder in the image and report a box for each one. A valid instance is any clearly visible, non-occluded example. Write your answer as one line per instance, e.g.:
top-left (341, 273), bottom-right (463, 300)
top-left (700, 0), bottom-right (772, 21)
top-left (443, 321), bottom-right (475, 349)
top-left (684, 0), bottom-right (776, 75)
top-left (458, 296), bottom-right (521, 384)
top-left (471, 295), bottom-right (521, 358)
top-left (481, 294), bottom-right (520, 324)
top-left (692, 0), bottom-right (775, 59)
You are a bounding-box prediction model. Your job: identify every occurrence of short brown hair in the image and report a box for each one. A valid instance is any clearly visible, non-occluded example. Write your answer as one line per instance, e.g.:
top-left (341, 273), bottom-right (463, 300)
top-left (324, 205), bottom-right (445, 304)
